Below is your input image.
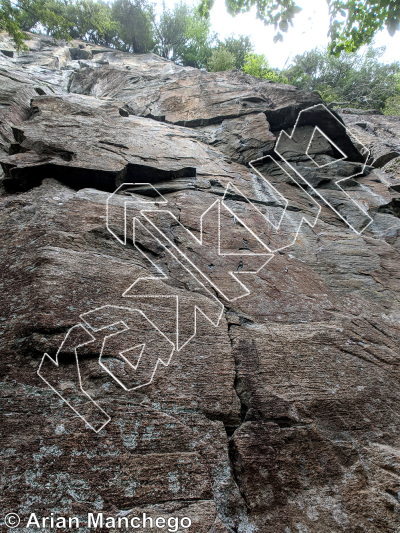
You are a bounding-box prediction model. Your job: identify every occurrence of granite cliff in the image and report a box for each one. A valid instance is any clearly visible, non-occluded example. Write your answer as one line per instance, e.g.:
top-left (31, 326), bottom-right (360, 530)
top-left (1, 32), bottom-right (400, 532)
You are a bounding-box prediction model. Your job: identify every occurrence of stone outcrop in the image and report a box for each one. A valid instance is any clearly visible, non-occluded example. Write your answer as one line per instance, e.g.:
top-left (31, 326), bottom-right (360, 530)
top-left (1, 32), bottom-right (400, 533)
top-left (339, 109), bottom-right (400, 182)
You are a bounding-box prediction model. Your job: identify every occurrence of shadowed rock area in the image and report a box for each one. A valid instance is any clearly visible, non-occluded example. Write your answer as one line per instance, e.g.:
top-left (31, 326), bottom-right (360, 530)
top-left (1, 32), bottom-right (400, 533)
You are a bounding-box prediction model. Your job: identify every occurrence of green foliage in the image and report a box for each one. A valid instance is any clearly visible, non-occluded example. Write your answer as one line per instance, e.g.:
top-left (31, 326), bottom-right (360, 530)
top-left (283, 46), bottom-right (400, 110)
top-left (0, 0), bottom-right (73, 49)
top-left (111, 0), bottom-right (154, 53)
top-left (384, 73), bottom-right (400, 115)
top-left (0, 0), bottom-right (154, 52)
top-left (153, 2), bottom-right (189, 60)
top-left (328, 0), bottom-right (400, 55)
top-left (152, 2), bottom-right (214, 67)
top-left (0, 1), bottom-right (31, 50)
top-left (66, 0), bottom-right (119, 47)
top-left (243, 52), bottom-right (268, 77)
top-left (182, 8), bottom-right (215, 67)
top-left (243, 52), bottom-right (289, 83)
top-left (208, 47), bottom-right (235, 71)
top-left (4, 0), bottom-right (400, 56)
top-left (198, 0), bottom-right (400, 53)
top-left (216, 34), bottom-right (253, 69)
top-left (384, 95), bottom-right (400, 115)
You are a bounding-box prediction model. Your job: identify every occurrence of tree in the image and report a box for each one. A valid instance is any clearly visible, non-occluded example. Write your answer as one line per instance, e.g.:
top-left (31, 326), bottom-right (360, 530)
top-left (198, 0), bottom-right (400, 54)
top-left (66, 0), bottom-right (119, 46)
top-left (283, 46), bottom-right (400, 110)
top-left (153, 2), bottom-right (190, 60)
top-left (181, 7), bottom-right (215, 67)
top-left (208, 48), bottom-right (235, 71)
top-left (0, 0), bottom-right (154, 51)
top-left (153, 2), bottom-right (214, 68)
top-left (243, 52), bottom-right (289, 83)
top-left (384, 95), bottom-right (400, 115)
top-left (384, 73), bottom-right (400, 115)
top-left (0, 0), bottom-right (73, 49)
top-left (111, 0), bottom-right (154, 53)
top-left (216, 34), bottom-right (253, 69)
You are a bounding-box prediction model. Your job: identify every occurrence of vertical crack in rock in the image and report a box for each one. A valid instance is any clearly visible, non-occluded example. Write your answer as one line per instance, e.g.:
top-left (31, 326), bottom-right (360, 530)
top-left (224, 312), bottom-right (253, 519)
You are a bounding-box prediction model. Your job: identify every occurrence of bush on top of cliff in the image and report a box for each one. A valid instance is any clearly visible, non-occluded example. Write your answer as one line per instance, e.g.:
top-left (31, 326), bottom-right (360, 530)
top-left (152, 2), bottom-right (215, 68)
top-left (384, 74), bottom-right (400, 115)
top-left (283, 46), bottom-right (400, 113)
top-left (243, 53), bottom-right (289, 83)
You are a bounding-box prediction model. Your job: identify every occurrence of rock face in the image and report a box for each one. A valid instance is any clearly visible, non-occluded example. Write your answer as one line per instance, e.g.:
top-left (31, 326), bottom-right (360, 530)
top-left (1, 32), bottom-right (400, 533)
top-left (339, 109), bottom-right (400, 182)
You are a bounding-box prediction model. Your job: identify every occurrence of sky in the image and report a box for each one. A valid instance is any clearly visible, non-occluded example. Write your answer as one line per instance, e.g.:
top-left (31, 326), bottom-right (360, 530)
top-left (160, 0), bottom-right (400, 69)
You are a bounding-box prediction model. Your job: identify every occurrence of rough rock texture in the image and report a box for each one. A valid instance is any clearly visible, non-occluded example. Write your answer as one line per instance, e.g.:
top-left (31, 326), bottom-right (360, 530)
top-left (339, 109), bottom-right (400, 181)
top-left (1, 32), bottom-right (400, 533)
